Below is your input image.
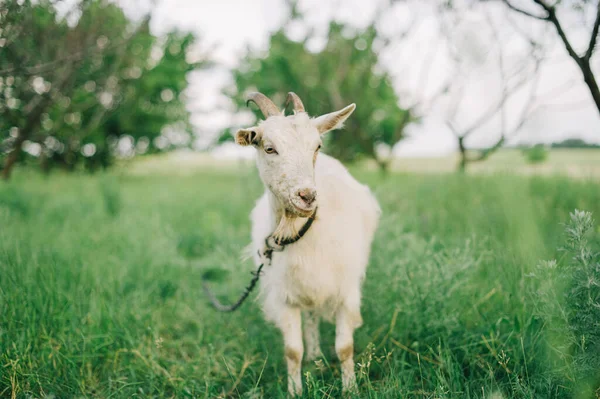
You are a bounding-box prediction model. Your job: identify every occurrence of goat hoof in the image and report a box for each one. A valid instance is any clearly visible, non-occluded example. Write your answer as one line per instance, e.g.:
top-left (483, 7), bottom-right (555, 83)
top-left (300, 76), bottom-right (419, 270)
top-left (304, 350), bottom-right (323, 363)
top-left (342, 382), bottom-right (359, 397)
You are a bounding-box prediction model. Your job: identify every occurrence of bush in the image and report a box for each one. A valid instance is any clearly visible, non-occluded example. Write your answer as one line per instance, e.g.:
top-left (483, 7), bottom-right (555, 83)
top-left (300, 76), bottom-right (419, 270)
top-left (523, 144), bottom-right (549, 164)
top-left (530, 210), bottom-right (600, 397)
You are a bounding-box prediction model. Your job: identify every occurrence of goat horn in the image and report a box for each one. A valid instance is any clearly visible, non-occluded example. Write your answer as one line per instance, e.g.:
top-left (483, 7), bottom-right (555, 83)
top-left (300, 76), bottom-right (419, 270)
top-left (246, 92), bottom-right (280, 118)
top-left (285, 92), bottom-right (305, 114)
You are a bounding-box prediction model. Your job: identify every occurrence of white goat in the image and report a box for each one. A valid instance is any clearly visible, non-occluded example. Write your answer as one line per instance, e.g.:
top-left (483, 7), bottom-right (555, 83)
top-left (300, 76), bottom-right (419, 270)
top-left (235, 92), bottom-right (381, 396)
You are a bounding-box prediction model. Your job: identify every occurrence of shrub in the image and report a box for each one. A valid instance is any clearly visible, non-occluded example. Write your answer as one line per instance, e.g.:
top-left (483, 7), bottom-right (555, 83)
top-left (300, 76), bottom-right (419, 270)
top-left (523, 144), bottom-right (548, 164)
top-left (530, 210), bottom-right (600, 397)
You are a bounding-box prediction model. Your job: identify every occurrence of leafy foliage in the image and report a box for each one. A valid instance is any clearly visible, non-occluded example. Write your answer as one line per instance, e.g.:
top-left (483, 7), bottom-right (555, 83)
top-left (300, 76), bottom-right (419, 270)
top-left (523, 144), bottom-right (549, 164)
top-left (551, 138), bottom-right (600, 149)
top-left (227, 21), bottom-right (413, 170)
top-left (0, 0), bottom-right (202, 176)
top-left (530, 210), bottom-right (600, 397)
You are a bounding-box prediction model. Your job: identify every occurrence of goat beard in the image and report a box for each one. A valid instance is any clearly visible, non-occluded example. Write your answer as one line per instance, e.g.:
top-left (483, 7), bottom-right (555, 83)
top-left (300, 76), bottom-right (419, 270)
top-left (272, 209), bottom-right (301, 242)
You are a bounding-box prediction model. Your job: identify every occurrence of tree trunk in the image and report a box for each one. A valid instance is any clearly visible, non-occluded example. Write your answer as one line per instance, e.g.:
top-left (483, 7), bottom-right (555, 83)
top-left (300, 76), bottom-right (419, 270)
top-left (376, 158), bottom-right (391, 177)
top-left (457, 136), bottom-right (468, 173)
top-left (39, 150), bottom-right (51, 175)
top-left (1, 134), bottom-right (27, 180)
top-left (580, 60), bottom-right (600, 117)
top-left (545, 6), bottom-right (600, 117)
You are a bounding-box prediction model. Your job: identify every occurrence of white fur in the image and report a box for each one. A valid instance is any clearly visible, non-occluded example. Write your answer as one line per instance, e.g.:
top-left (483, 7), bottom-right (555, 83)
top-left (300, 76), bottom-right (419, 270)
top-left (238, 107), bottom-right (381, 396)
top-left (252, 154), bottom-right (380, 322)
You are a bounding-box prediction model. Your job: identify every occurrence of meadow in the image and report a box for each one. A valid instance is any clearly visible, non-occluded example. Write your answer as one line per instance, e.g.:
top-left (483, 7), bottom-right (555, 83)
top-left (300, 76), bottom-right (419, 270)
top-left (1, 154), bottom-right (600, 398)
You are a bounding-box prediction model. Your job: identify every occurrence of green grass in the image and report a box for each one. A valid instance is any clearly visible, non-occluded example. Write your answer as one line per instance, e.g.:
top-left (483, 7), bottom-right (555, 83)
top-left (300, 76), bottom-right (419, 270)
top-left (1, 166), bottom-right (600, 398)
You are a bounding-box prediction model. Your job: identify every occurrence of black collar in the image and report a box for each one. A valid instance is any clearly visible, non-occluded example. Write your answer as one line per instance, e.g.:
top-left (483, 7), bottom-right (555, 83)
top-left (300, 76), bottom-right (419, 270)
top-left (264, 207), bottom-right (318, 258)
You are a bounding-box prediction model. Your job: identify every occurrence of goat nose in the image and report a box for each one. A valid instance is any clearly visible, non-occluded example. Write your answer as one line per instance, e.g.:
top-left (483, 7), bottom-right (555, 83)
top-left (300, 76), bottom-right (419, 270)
top-left (297, 188), bottom-right (317, 205)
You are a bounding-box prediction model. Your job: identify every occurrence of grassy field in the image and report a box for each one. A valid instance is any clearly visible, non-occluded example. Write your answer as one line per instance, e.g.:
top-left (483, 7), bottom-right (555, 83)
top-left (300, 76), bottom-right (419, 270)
top-left (125, 148), bottom-right (600, 179)
top-left (1, 161), bottom-right (600, 398)
top-left (386, 149), bottom-right (600, 178)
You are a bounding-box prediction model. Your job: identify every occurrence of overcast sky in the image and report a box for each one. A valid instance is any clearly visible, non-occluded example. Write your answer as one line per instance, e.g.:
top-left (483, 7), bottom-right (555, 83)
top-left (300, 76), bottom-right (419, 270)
top-left (120, 0), bottom-right (600, 157)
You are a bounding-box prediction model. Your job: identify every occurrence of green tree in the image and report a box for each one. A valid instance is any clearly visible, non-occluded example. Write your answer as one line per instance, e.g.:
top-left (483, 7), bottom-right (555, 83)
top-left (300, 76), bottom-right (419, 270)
top-left (226, 21), bottom-right (413, 173)
top-left (0, 0), bottom-right (202, 178)
top-left (551, 138), bottom-right (600, 148)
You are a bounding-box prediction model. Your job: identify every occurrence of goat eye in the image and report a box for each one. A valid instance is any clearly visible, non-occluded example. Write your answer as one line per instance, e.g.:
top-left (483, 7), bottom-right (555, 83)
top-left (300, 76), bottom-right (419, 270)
top-left (265, 146), bottom-right (277, 154)
top-left (316, 144), bottom-right (321, 152)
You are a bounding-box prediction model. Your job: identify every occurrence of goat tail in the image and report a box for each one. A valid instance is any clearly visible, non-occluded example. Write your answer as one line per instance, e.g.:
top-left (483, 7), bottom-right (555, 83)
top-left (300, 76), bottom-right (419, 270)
top-left (201, 263), bottom-right (265, 312)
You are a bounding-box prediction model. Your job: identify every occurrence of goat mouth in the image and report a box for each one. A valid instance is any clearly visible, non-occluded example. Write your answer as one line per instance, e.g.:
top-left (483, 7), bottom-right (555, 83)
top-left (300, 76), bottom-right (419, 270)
top-left (290, 203), bottom-right (315, 217)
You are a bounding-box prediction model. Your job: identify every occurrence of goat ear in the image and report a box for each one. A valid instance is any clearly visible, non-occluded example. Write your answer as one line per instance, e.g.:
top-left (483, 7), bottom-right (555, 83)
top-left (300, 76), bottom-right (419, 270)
top-left (312, 103), bottom-right (356, 134)
top-left (235, 127), bottom-right (261, 146)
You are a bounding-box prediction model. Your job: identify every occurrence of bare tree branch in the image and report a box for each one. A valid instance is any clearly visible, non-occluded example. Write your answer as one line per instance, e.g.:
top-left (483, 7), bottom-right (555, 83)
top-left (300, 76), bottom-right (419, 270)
top-left (468, 11), bottom-right (509, 141)
top-left (501, 0), bottom-right (549, 21)
top-left (531, 0), bottom-right (582, 63)
top-left (586, 1), bottom-right (600, 60)
top-left (500, 0), bottom-right (600, 116)
top-left (459, 70), bottom-right (532, 138)
top-left (510, 59), bottom-right (542, 134)
top-left (439, 6), bottom-right (548, 170)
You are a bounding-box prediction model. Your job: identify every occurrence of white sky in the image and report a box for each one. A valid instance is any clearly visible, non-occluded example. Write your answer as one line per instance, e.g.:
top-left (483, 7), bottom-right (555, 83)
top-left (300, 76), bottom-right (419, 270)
top-left (124, 0), bottom-right (600, 157)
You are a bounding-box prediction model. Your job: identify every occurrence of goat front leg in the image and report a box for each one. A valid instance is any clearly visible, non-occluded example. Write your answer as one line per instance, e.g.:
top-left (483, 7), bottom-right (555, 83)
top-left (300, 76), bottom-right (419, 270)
top-left (280, 306), bottom-right (303, 396)
top-left (335, 305), bottom-right (361, 393)
top-left (302, 310), bottom-right (322, 362)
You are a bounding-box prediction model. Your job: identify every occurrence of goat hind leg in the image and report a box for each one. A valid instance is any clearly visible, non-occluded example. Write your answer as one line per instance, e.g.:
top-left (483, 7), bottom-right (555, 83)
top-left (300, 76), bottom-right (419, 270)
top-left (302, 310), bottom-right (322, 362)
